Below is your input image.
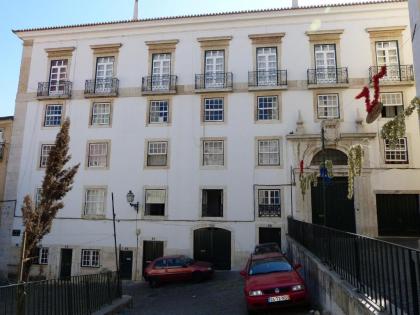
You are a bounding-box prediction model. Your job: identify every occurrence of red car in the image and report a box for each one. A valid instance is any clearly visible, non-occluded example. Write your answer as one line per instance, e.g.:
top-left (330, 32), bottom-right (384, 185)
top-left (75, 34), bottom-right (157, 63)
top-left (144, 255), bottom-right (213, 287)
top-left (240, 253), bottom-right (309, 313)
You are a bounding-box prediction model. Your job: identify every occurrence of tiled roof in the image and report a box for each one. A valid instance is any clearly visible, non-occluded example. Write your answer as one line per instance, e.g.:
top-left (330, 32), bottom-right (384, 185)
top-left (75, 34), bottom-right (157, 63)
top-left (13, 0), bottom-right (406, 34)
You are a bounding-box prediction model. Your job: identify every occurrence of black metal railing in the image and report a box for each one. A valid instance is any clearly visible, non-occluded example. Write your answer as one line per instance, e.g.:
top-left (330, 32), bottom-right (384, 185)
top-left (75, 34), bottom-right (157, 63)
top-left (141, 75), bottom-right (177, 93)
top-left (288, 217), bottom-right (420, 315)
top-left (248, 70), bottom-right (287, 87)
top-left (259, 205), bottom-right (281, 217)
top-left (84, 78), bottom-right (119, 96)
top-left (37, 81), bottom-right (72, 98)
top-left (195, 72), bottom-right (233, 90)
top-left (0, 272), bottom-right (121, 315)
top-left (369, 65), bottom-right (414, 83)
top-left (307, 67), bottom-right (349, 85)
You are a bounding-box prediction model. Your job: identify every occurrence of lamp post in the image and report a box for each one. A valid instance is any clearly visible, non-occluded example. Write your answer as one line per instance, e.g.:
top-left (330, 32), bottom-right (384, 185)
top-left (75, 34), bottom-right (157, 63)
top-left (126, 190), bottom-right (139, 212)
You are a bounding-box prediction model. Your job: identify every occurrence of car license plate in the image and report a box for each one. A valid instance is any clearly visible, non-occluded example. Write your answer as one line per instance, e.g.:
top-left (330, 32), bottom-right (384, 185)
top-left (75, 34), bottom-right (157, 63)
top-left (268, 295), bottom-right (290, 303)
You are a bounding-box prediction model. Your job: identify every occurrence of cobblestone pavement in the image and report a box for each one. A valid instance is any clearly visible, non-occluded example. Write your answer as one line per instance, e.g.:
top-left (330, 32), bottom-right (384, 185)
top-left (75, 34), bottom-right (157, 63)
top-left (121, 271), bottom-right (312, 315)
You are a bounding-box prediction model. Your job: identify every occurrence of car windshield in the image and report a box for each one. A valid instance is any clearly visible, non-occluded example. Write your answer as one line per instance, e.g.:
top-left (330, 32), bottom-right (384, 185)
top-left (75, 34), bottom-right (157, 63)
top-left (249, 258), bottom-right (293, 276)
top-left (254, 244), bottom-right (280, 254)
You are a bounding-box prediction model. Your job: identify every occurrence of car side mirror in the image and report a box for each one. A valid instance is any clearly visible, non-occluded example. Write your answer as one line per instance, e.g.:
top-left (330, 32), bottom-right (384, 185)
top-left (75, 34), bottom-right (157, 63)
top-left (294, 263), bottom-right (302, 270)
top-left (240, 270), bottom-right (247, 277)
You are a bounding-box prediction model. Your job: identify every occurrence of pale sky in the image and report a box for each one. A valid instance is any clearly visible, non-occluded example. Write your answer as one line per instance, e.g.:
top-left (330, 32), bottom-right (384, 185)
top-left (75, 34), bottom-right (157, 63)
top-left (0, 0), bottom-right (385, 116)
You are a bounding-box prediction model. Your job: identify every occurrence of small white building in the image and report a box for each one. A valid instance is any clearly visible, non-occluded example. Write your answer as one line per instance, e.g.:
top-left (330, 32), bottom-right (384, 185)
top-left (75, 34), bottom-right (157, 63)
top-left (1, 0), bottom-right (419, 280)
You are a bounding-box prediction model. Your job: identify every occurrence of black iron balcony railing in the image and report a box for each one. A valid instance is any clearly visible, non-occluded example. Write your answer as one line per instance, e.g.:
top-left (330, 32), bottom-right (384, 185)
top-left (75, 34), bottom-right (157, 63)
top-left (369, 65), bottom-right (414, 83)
top-left (142, 75), bottom-right (177, 93)
top-left (288, 217), bottom-right (420, 315)
top-left (307, 67), bottom-right (349, 85)
top-left (248, 70), bottom-right (287, 87)
top-left (195, 72), bottom-right (233, 90)
top-left (0, 142), bottom-right (4, 160)
top-left (258, 205), bottom-right (281, 217)
top-left (84, 78), bottom-right (119, 96)
top-left (37, 81), bottom-right (72, 98)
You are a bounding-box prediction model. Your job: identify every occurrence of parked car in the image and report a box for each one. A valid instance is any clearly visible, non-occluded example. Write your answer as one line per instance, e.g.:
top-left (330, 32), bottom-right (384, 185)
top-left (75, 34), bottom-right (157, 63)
top-left (240, 252), bottom-right (309, 313)
top-left (253, 242), bottom-right (281, 255)
top-left (144, 255), bottom-right (214, 287)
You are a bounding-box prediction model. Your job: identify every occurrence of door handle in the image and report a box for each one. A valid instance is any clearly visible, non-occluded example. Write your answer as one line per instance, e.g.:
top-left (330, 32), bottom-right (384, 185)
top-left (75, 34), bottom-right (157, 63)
top-left (200, 249), bottom-right (207, 253)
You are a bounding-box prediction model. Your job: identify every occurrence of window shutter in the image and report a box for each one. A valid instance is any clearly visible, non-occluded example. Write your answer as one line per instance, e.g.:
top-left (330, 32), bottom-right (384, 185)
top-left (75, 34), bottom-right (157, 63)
top-left (146, 190), bottom-right (166, 204)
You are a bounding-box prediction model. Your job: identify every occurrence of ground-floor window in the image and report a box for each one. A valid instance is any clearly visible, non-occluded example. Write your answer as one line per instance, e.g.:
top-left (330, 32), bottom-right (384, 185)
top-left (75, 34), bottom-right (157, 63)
top-left (81, 249), bottom-right (100, 267)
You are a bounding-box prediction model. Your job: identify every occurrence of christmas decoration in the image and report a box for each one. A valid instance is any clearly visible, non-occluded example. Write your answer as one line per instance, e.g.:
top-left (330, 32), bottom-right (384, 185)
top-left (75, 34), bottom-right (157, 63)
top-left (347, 144), bottom-right (364, 199)
top-left (355, 65), bottom-right (387, 123)
top-left (299, 172), bottom-right (318, 200)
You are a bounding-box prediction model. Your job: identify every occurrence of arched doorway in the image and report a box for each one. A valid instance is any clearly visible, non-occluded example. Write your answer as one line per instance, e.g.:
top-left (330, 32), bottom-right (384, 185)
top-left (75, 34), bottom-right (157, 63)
top-left (310, 149), bottom-right (356, 233)
top-left (193, 227), bottom-right (231, 270)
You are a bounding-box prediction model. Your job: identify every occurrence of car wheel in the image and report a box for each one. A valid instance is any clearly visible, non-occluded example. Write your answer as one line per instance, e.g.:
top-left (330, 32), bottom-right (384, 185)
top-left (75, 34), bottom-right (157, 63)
top-left (192, 272), bottom-right (203, 283)
top-left (149, 277), bottom-right (159, 288)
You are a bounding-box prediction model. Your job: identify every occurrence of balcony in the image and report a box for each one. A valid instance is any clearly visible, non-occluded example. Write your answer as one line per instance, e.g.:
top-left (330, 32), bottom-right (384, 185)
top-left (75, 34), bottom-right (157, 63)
top-left (84, 78), bottom-right (119, 97)
top-left (248, 70), bottom-right (287, 90)
top-left (307, 67), bottom-right (349, 88)
top-left (369, 65), bottom-right (414, 85)
top-left (194, 72), bottom-right (233, 92)
top-left (141, 75), bottom-right (177, 95)
top-left (37, 81), bottom-right (72, 99)
top-left (258, 205), bottom-right (281, 217)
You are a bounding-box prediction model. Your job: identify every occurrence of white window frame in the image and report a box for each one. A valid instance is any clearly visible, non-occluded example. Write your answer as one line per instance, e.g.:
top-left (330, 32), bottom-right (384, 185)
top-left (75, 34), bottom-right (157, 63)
top-left (257, 96), bottom-right (279, 121)
top-left (91, 102), bottom-right (111, 126)
top-left (39, 144), bottom-right (55, 168)
top-left (376, 41), bottom-right (400, 80)
top-left (95, 57), bottom-right (115, 92)
top-left (147, 141), bottom-right (168, 167)
top-left (202, 140), bottom-right (224, 166)
top-left (258, 139), bottom-right (280, 166)
top-left (144, 189), bottom-right (167, 216)
top-left (149, 100), bottom-right (169, 124)
top-left (83, 188), bottom-right (106, 217)
top-left (256, 47), bottom-right (278, 86)
top-left (384, 138), bottom-right (408, 164)
top-left (44, 104), bottom-right (63, 127)
top-left (380, 92), bottom-right (404, 118)
top-left (204, 50), bottom-right (225, 88)
top-left (39, 247), bottom-right (49, 265)
top-left (49, 59), bottom-right (68, 95)
top-left (204, 98), bottom-right (224, 122)
top-left (87, 142), bottom-right (108, 168)
top-left (314, 44), bottom-right (337, 83)
top-left (317, 94), bottom-right (340, 119)
top-left (258, 189), bottom-right (281, 217)
top-left (81, 249), bottom-right (100, 267)
top-left (151, 53), bottom-right (171, 90)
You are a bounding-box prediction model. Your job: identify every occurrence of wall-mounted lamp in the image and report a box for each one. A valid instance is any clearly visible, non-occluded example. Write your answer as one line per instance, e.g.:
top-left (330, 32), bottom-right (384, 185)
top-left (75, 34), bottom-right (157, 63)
top-left (126, 190), bottom-right (139, 212)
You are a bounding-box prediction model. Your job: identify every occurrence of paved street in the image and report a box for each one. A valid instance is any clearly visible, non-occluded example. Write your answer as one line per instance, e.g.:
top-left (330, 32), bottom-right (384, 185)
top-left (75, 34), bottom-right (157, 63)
top-left (121, 271), bottom-right (312, 315)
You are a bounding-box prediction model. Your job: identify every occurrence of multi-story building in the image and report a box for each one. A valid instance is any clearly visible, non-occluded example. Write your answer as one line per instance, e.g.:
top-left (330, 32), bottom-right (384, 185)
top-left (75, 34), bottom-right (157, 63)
top-left (409, 0), bottom-right (420, 95)
top-left (2, 0), bottom-right (419, 280)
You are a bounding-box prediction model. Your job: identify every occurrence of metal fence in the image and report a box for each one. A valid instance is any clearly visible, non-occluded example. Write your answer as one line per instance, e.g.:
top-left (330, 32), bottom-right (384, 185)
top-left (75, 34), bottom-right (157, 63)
top-left (248, 70), bottom-right (287, 87)
top-left (288, 217), bottom-right (420, 315)
top-left (0, 272), bottom-right (121, 315)
top-left (369, 65), bottom-right (414, 83)
top-left (307, 67), bottom-right (349, 85)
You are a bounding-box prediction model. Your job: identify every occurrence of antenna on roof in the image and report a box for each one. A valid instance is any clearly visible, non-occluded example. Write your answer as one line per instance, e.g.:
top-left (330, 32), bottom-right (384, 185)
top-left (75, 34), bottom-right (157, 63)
top-left (292, 0), bottom-right (299, 8)
top-left (133, 0), bottom-right (139, 20)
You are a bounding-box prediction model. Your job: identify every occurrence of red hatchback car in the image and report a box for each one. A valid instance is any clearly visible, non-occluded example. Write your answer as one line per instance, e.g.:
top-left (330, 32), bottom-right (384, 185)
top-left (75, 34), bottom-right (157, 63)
top-left (240, 253), bottom-right (309, 313)
top-left (144, 255), bottom-right (213, 287)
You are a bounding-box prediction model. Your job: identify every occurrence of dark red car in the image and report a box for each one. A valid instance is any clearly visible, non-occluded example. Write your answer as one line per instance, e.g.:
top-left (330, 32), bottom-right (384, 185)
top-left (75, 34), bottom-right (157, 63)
top-left (144, 255), bottom-right (213, 287)
top-left (240, 253), bottom-right (309, 313)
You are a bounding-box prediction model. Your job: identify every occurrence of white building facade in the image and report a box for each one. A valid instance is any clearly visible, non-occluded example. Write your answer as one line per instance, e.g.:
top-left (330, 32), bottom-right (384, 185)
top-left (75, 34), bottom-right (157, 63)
top-left (2, 0), bottom-right (420, 280)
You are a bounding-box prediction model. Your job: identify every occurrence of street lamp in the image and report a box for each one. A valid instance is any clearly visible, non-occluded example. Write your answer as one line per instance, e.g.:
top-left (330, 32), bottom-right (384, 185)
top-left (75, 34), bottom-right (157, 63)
top-left (126, 190), bottom-right (139, 212)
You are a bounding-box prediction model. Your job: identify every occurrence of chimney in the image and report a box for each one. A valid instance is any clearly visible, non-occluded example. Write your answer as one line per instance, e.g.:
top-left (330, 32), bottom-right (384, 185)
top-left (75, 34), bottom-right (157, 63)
top-left (133, 0), bottom-right (139, 20)
top-left (292, 0), bottom-right (299, 8)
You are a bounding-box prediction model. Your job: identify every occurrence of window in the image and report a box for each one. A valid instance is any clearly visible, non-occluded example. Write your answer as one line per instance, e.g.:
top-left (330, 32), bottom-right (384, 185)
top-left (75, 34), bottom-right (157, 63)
top-left (204, 98), bottom-right (224, 122)
top-left (91, 103), bottom-right (111, 126)
top-left (95, 57), bottom-right (114, 92)
top-left (381, 93), bottom-right (404, 118)
top-left (39, 144), bottom-right (54, 168)
top-left (256, 47), bottom-right (277, 86)
top-left (81, 249), bottom-right (100, 267)
top-left (147, 141), bottom-right (168, 166)
top-left (149, 100), bottom-right (169, 123)
top-left (258, 189), bottom-right (281, 217)
top-left (257, 96), bottom-right (278, 120)
top-left (203, 140), bottom-right (224, 166)
top-left (258, 139), bottom-right (280, 166)
top-left (205, 50), bottom-right (225, 88)
top-left (49, 59), bottom-right (68, 95)
top-left (376, 41), bottom-right (400, 80)
top-left (385, 138), bottom-right (408, 164)
top-left (202, 189), bottom-right (223, 217)
top-left (317, 94), bottom-right (339, 119)
top-left (152, 53), bottom-right (171, 90)
top-left (314, 44), bottom-right (337, 83)
top-left (44, 104), bottom-right (63, 127)
top-left (87, 143), bottom-right (108, 168)
top-left (35, 188), bottom-right (42, 208)
top-left (39, 247), bottom-right (49, 265)
top-left (84, 188), bottom-right (106, 216)
top-left (145, 189), bottom-right (166, 216)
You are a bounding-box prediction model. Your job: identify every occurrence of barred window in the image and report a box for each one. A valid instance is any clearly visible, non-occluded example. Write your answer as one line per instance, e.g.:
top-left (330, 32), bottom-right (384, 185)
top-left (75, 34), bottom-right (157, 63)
top-left (81, 249), bottom-right (100, 267)
top-left (258, 189), bottom-right (281, 217)
top-left (258, 139), bottom-right (280, 166)
top-left (385, 138), bottom-right (408, 164)
top-left (380, 93), bottom-right (404, 118)
top-left (88, 143), bottom-right (108, 168)
top-left (257, 96), bottom-right (278, 120)
top-left (204, 98), bottom-right (224, 122)
top-left (149, 100), bottom-right (169, 123)
top-left (84, 188), bottom-right (106, 216)
top-left (317, 94), bottom-right (339, 119)
top-left (39, 247), bottom-right (49, 265)
top-left (145, 189), bottom-right (166, 216)
top-left (44, 104), bottom-right (63, 127)
top-left (40, 144), bottom-right (55, 168)
top-left (203, 140), bottom-right (224, 166)
top-left (91, 103), bottom-right (111, 125)
top-left (147, 141), bottom-right (168, 166)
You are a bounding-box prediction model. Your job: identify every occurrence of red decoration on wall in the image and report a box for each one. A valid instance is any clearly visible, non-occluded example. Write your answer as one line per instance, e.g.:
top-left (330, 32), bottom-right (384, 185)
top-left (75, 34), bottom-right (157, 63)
top-left (299, 160), bottom-right (304, 175)
top-left (355, 65), bottom-right (387, 123)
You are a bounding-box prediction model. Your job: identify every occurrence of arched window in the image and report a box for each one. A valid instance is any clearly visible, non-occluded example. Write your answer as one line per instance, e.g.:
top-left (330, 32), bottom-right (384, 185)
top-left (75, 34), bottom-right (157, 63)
top-left (310, 149), bottom-right (348, 166)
